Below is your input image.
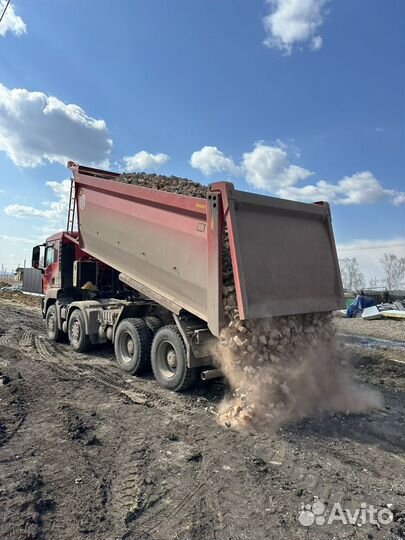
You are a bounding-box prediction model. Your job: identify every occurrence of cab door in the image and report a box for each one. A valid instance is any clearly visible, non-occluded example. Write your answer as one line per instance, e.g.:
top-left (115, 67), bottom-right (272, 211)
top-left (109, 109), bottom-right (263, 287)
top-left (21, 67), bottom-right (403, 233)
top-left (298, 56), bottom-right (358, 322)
top-left (43, 242), bottom-right (60, 293)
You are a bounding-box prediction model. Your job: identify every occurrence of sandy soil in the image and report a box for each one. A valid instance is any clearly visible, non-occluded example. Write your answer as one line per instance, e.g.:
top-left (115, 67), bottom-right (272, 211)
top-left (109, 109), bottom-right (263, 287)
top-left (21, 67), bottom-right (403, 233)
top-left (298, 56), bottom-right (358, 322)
top-left (1, 297), bottom-right (405, 540)
top-left (335, 316), bottom-right (405, 342)
top-left (0, 291), bottom-right (42, 308)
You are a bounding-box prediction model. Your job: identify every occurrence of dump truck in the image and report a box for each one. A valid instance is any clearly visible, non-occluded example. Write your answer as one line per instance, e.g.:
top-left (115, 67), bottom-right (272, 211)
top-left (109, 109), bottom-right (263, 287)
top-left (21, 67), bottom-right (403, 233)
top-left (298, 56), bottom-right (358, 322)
top-left (30, 162), bottom-right (344, 391)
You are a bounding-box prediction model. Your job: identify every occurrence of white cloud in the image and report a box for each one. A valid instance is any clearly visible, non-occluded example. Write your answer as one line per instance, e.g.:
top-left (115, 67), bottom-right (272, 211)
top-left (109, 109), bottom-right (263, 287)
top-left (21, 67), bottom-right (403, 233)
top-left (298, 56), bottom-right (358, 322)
top-left (311, 35), bottom-right (323, 50)
top-left (277, 179), bottom-right (336, 202)
top-left (392, 192), bottom-right (405, 206)
top-left (0, 234), bottom-right (39, 245)
top-left (337, 238), bottom-right (405, 284)
top-left (337, 172), bottom-right (387, 205)
top-left (190, 142), bottom-right (404, 207)
top-left (4, 204), bottom-right (45, 218)
top-left (0, 1), bottom-right (26, 37)
top-left (0, 84), bottom-right (112, 167)
top-left (190, 146), bottom-right (241, 177)
top-left (263, 0), bottom-right (329, 54)
top-left (278, 171), bottom-right (405, 206)
top-left (190, 142), bottom-right (312, 190)
top-left (123, 150), bottom-right (170, 171)
top-left (4, 179), bottom-right (70, 227)
top-left (242, 143), bottom-right (313, 191)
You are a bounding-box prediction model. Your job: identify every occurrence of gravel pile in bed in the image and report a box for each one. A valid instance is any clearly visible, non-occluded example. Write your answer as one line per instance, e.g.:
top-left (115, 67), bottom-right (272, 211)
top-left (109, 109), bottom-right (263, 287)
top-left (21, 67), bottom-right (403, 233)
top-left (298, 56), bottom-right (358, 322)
top-left (117, 172), bottom-right (208, 198)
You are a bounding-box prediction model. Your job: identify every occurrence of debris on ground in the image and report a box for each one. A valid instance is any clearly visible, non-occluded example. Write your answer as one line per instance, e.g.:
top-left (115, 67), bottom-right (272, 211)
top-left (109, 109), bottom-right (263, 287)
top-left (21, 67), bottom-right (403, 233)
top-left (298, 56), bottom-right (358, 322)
top-left (1, 283), bottom-right (22, 293)
top-left (345, 293), bottom-right (405, 321)
top-left (380, 309), bottom-right (405, 320)
top-left (121, 389), bottom-right (148, 405)
top-left (362, 305), bottom-right (383, 320)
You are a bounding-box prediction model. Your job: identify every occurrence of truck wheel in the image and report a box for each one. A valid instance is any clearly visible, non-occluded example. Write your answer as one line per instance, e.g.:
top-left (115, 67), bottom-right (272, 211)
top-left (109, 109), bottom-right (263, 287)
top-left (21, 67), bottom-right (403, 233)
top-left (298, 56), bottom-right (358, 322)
top-left (144, 316), bottom-right (163, 337)
top-left (46, 304), bottom-right (63, 342)
top-left (68, 309), bottom-right (91, 353)
top-left (151, 325), bottom-right (197, 392)
top-left (114, 318), bottom-right (150, 375)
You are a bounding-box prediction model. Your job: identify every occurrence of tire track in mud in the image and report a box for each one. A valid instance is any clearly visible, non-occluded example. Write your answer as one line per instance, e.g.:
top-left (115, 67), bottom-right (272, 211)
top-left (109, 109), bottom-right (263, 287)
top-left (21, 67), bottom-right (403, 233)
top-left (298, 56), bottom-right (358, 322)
top-left (19, 329), bottom-right (34, 348)
top-left (0, 304), bottom-right (43, 351)
top-left (33, 335), bottom-right (78, 380)
top-left (58, 350), bottom-right (201, 422)
top-left (0, 302), bottom-right (200, 418)
top-left (28, 331), bottom-right (116, 387)
top-left (108, 436), bottom-right (148, 538)
top-left (138, 481), bottom-right (208, 540)
top-left (1, 328), bottom-right (31, 347)
top-left (87, 365), bottom-right (133, 394)
top-left (0, 332), bottom-right (13, 347)
top-left (108, 410), bottom-right (270, 540)
top-left (127, 433), bottom-right (279, 540)
top-left (0, 323), bottom-right (24, 347)
top-left (109, 432), bottom-right (211, 540)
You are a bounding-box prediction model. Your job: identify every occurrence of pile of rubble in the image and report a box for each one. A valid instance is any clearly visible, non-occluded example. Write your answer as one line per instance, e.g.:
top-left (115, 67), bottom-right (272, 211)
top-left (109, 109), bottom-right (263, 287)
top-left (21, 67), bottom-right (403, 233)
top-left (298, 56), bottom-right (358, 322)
top-left (116, 171), bottom-right (341, 428)
top-left (118, 172), bottom-right (208, 198)
top-left (219, 276), bottom-right (336, 428)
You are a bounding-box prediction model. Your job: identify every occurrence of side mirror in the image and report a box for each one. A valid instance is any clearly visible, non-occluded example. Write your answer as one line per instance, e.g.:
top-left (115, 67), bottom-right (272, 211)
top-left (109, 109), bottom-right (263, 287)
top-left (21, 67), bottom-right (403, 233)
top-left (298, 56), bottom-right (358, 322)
top-left (32, 245), bottom-right (45, 271)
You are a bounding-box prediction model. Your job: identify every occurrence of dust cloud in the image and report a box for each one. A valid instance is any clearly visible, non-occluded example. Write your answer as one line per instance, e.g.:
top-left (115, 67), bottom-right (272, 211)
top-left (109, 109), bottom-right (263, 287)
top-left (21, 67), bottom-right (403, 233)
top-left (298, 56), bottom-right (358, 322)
top-left (213, 314), bottom-right (383, 430)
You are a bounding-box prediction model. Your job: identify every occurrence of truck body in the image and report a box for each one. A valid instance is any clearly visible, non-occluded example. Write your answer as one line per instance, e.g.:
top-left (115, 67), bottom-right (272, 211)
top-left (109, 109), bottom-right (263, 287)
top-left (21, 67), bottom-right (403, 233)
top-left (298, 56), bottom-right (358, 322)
top-left (31, 162), bottom-right (344, 391)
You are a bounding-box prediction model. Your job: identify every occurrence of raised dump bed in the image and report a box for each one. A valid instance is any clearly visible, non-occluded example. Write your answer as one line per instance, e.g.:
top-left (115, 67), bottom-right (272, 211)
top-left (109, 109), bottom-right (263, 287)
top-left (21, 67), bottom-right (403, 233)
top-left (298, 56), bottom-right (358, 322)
top-left (69, 163), bottom-right (344, 337)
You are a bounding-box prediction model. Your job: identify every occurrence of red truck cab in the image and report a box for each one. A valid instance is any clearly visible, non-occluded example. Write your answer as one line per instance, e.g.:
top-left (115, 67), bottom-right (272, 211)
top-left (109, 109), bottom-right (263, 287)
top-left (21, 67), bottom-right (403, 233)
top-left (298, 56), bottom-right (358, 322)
top-left (32, 231), bottom-right (91, 313)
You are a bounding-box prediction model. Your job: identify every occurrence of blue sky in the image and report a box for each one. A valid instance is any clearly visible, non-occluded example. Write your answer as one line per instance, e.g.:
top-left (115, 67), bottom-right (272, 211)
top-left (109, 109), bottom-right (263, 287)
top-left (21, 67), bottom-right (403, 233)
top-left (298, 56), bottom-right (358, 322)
top-left (0, 0), bottom-right (404, 282)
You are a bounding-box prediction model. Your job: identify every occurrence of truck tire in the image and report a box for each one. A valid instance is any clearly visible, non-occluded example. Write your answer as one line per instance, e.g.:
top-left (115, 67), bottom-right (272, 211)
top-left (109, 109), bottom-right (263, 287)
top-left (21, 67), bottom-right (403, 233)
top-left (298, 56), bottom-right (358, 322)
top-left (45, 304), bottom-right (63, 342)
top-left (68, 309), bottom-right (91, 353)
top-left (114, 318), bottom-right (150, 375)
top-left (151, 325), bottom-right (197, 392)
top-left (144, 316), bottom-right (163, 337)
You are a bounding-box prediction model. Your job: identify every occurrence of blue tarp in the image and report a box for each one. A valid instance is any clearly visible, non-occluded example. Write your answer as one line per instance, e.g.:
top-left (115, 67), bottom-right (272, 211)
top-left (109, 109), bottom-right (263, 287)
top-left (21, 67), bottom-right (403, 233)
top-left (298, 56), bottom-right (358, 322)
top-left (346, 295), bottom-right (377, 318)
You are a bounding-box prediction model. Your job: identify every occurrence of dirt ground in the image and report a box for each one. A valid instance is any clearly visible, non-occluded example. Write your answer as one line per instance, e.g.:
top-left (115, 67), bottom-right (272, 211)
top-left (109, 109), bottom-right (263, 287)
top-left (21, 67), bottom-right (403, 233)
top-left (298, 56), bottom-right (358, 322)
top-left (335, 317), bottom-right (405, 342)
top-left (0, 291), bottom-right (42, 308)
top-left (1, 297), bottom-right (405, 540)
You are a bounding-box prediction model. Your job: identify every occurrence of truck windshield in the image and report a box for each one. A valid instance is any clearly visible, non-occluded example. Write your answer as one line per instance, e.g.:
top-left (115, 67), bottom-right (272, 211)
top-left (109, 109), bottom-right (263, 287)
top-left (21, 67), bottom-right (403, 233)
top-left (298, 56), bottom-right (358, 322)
top-left (45, 246), bottom-right (55, 266)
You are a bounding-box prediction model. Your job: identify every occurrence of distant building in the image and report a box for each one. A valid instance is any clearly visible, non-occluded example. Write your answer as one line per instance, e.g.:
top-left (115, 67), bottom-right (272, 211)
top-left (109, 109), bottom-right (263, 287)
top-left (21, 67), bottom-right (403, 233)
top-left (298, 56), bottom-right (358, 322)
top-left (14, 267), bottom-right (24, 282)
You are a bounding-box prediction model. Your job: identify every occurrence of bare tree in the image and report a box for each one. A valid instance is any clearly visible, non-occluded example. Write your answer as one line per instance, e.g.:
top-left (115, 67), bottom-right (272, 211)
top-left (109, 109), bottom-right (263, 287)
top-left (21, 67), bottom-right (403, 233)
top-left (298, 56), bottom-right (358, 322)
top-left (339, 257), bottom-right (365, 291)
top-left (380, 253), bottom-right (405, 290)
top-left (368, 276), bottom-right (379, 288)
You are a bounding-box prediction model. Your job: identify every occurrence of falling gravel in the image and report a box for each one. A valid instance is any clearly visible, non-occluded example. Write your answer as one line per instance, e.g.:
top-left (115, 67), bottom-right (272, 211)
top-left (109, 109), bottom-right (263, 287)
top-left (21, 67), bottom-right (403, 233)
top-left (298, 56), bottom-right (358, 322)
top-left (116, 172), bottom-right (382, 429)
